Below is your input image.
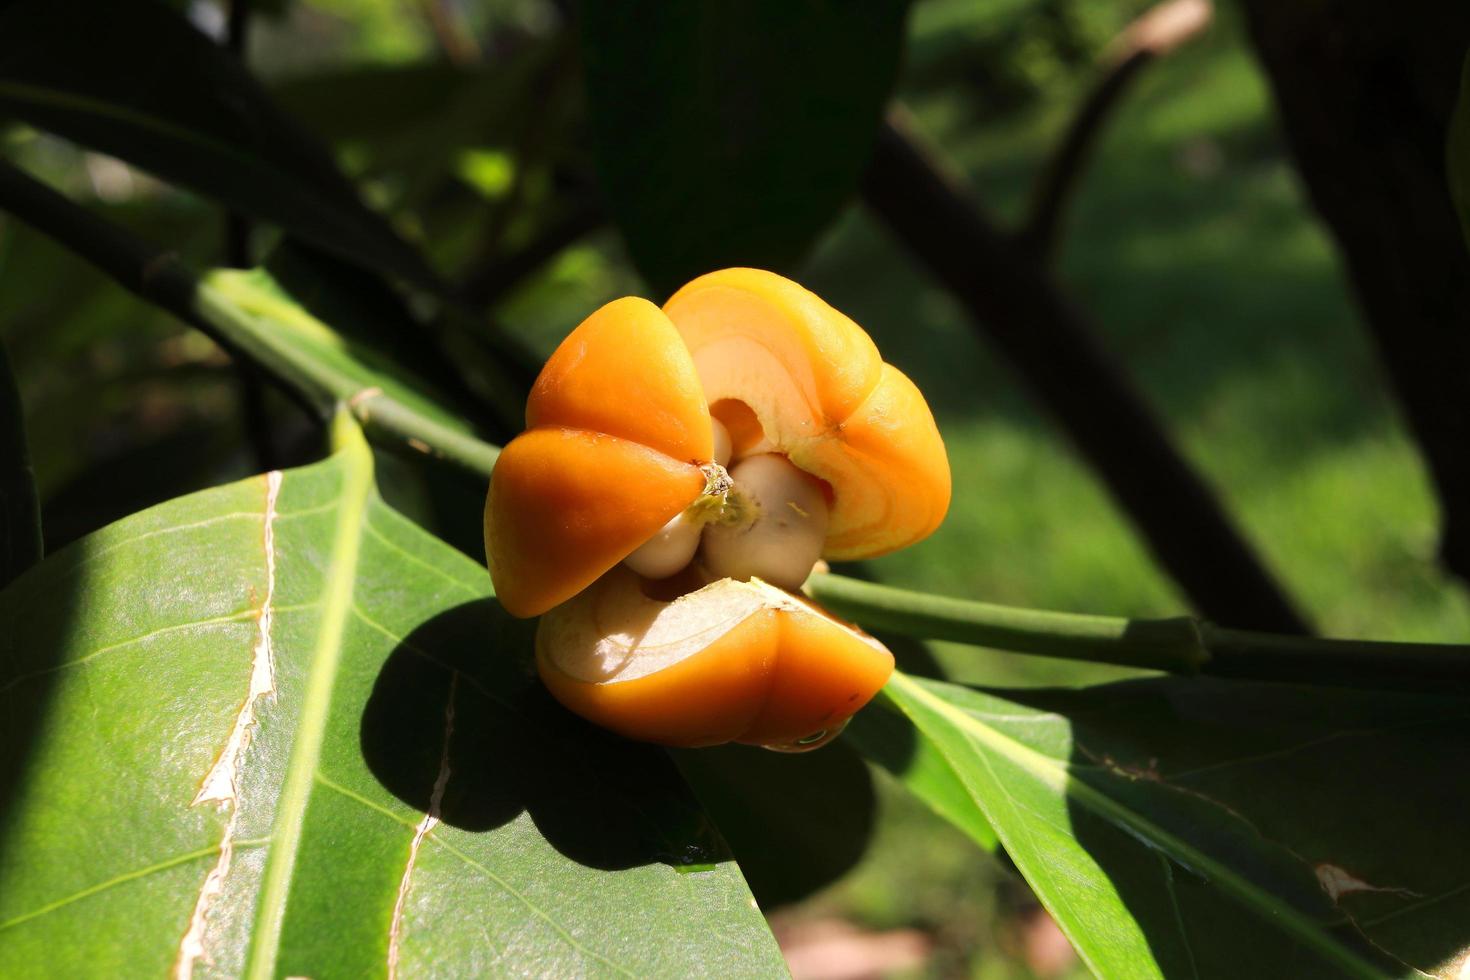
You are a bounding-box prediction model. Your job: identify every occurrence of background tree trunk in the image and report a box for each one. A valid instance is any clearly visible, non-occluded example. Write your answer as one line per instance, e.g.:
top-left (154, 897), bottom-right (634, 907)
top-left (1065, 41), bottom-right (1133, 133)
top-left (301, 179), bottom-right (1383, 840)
top-left (1240, 1), bottom-right (1470, 588)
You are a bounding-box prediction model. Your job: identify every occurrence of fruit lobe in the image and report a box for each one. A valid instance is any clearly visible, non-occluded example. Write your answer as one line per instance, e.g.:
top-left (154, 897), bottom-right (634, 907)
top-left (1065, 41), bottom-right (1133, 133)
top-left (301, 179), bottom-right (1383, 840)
top-left (527, 296), bottom-right (712, 462)
top-left (535, 568), bottom-right (894, 747)
top-left (663, 268), bottom-right (950, 559)
top-left (485, 297), bottom-right (712, 617)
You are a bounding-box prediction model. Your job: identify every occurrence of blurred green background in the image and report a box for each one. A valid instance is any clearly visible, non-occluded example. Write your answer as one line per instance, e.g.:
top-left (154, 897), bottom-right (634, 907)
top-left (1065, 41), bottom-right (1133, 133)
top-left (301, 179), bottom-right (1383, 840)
top-left (3, 1), bottom-right (1466, 977)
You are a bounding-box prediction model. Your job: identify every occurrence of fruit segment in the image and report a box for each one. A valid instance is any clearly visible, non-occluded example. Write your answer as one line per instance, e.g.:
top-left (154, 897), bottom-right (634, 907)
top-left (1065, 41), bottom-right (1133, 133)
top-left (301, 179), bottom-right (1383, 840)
top-left (664, 268), bottom-right (884, 434)
top-left (536, 567), bottom-right (894, 748)
top-left (794, 364), bottom-right (950, 557)
top-left (526, 296), bottom-right (713, 463)
top-left (485, 429), bottom-right (704, 617)
top-left (485, 297), bottom-right (716, 617)
top-left (663, 268), bottom-right (950, 559)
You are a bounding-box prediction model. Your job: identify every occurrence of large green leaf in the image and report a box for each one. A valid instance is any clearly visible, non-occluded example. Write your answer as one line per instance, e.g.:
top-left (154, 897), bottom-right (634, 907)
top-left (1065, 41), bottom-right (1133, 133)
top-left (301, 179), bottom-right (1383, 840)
top-left (580, 0), bottom-right (911, 296)
top-left (0, 419), bottom-right (786, 978)
top-left (0, 0), bottom-right (435, 287)
top-left (844, 696), bottom-right (998, 854)
top-left (883, 671), bottom-right (1470, 979)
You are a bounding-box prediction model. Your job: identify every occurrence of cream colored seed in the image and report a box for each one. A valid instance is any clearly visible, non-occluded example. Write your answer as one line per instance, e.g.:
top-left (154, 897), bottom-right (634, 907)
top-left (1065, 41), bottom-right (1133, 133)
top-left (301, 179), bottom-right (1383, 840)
top-left (711, 417), bottom-right (733, 467)
top-left (622, 511), bottom-right (703, 580)
top-left (701, 453), bottom-right (828, 591)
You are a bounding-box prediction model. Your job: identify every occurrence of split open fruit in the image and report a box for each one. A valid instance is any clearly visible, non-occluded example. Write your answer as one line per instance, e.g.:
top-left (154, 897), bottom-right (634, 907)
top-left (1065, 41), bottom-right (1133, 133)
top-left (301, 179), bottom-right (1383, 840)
top-left (484, 268), bottom-right (950, 749)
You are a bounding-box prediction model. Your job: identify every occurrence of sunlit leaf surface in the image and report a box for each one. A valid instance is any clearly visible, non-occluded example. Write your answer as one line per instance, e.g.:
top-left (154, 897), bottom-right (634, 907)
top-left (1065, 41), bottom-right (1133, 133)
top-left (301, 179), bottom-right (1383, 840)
top-left (0, 424), bottom-right (784, 978)
top-left (883, 671), bottom-right (1470, 979)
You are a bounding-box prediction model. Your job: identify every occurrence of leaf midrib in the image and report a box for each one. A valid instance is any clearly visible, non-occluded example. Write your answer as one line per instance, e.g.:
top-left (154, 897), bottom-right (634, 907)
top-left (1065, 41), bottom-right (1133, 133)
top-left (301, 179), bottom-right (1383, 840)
top-left (885, 672), bottom-right (1387, 980)
top-left (243, 422), bottom-right (374, 980)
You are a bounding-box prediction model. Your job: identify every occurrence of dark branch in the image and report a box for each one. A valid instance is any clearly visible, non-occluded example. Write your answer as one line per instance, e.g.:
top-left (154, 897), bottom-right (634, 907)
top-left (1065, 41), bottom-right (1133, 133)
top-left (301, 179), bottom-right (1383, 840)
top-left (418, 0), bottom-right (482, 66)
top-left (860, 115), bottom-right (1310, 633)
top-left (223, 0), bottom-right (253, 268)
top-left (0, 160), bottom-right (320, 421)
top-left (1022, 0), bottom-right (1213, 260)
top-left (1240, 0), bottom-right (1470, 591)
top-left (1021, 49), bottom-right (1151, 260)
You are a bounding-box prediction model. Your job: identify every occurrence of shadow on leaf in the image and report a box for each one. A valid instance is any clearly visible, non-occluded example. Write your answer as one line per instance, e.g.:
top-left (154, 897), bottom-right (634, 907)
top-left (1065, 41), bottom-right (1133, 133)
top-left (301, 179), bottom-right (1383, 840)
top-left (672, 738), bottom-right (879, 910)
top-left (360, 599), bottom-right (731, 873)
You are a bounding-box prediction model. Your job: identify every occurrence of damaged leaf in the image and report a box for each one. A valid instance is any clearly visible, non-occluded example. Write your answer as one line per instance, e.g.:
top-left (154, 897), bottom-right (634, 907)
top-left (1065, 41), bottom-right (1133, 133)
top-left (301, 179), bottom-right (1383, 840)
top-left (879, 671), bottom-right (1470, 979)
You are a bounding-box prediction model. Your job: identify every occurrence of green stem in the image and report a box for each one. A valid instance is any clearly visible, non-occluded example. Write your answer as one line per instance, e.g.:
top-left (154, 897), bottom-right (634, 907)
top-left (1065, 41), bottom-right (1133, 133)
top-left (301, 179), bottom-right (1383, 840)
top-left (347, 393), bottom-right (499, 480)
top-left (194, 282), bottom-right (500, 480)
top-left (809, 573), bottom-right (1470, 692)
top-left (808, 573), bottom-right (1207, 674)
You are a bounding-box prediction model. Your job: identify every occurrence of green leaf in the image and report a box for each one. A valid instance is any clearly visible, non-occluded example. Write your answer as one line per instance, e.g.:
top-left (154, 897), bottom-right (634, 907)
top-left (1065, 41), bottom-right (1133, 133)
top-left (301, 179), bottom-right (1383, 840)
top-left (844, 698), bottom-right (998, 853)
top-left (1450, 49), bottom-right (1470, 252)
top-left (580, 0), bottom-right (911, 296)
top-left (0, 419), bottom-right (786, 978)
top-left (0, 339), bottom-right (41, 587)
top-left (0, 0), bottom-right (436, 287)
top-left (883, 671), bottom-right (1470, 979)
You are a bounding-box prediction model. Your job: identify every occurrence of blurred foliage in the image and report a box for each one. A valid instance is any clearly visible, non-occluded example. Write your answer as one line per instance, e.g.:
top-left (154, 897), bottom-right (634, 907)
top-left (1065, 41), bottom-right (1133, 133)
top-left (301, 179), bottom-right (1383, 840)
top-left (2, 1), bottom-right (1467, 977)
top-left (907, 0), bottom-right (1152, 121)
top-left (579, 0), bottom-right (909, 295)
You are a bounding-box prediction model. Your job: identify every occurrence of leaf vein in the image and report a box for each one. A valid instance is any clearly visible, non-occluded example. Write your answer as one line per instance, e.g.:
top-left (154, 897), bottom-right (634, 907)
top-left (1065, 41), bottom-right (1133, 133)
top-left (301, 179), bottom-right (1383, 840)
top-left (0, 839), bottom-right (269, 932)
top-left (0, 609), bottom-right (259, 693)
top-left (312, 774), bottom-right (636, 976)
top-left (361, 517), bottom-right (484, 599)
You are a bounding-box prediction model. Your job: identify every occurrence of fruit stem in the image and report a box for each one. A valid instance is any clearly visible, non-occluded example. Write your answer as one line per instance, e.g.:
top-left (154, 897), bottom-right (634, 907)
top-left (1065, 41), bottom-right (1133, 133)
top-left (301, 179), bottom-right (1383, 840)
top-left (687, 462), bottom-right (757, 530)
top-left (806, 573), bottom-right (1470, 693)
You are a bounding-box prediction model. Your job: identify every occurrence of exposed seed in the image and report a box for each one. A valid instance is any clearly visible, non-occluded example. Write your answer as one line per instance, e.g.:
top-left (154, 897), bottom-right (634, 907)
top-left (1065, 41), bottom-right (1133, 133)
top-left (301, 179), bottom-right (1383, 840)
top-left (711, 416), bottom-right (733, 467)
top-left (701, 453), bottom-right (828, 590)
top-left (623, 512), bottom-right (703, 580)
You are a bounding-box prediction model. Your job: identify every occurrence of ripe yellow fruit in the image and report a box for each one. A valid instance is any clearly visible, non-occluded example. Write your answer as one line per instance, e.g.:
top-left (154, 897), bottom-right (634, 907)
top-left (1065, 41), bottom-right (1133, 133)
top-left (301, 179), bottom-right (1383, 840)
top-left (483, 268), bottom-right (950, 749)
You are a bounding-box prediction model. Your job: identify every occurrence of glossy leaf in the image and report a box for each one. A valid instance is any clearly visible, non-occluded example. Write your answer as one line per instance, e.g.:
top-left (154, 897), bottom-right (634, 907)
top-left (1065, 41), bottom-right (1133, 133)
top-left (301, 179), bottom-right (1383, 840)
top-left (0, 340), bottom-right (40, 586)
top-left (844, 696), bottom-right (998, 853)
top-left (580, 0), bottom-right (911, 295)
top-left (0, 421), bottom-right (786, 978)
top-left (0, 0), bottom-right (436, 287)
top-left (883, 671), bottom-right (1470, 979)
